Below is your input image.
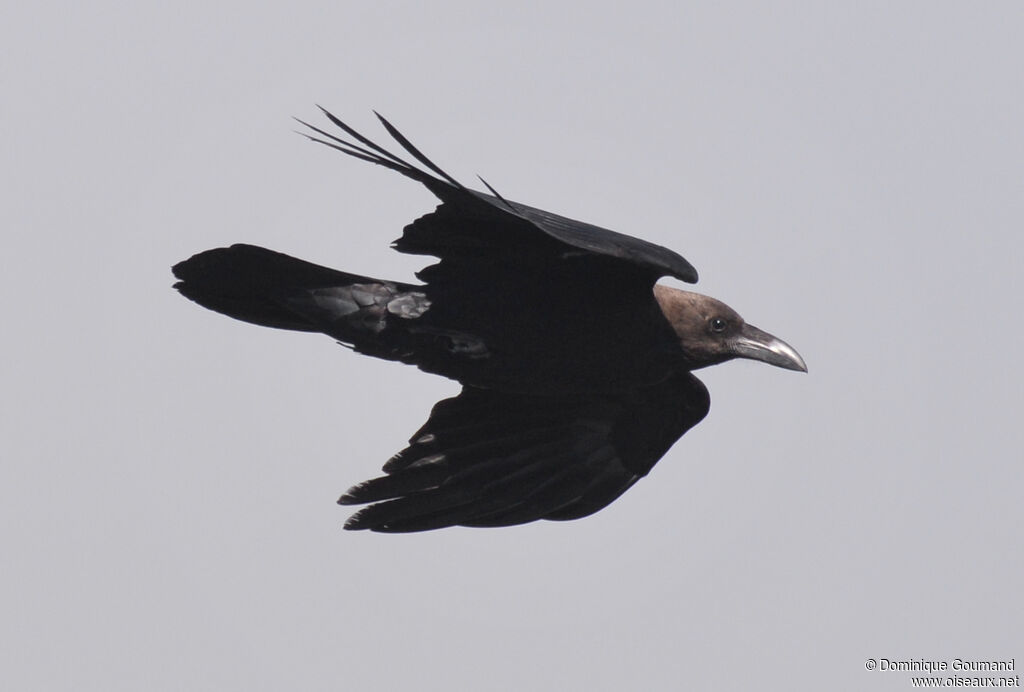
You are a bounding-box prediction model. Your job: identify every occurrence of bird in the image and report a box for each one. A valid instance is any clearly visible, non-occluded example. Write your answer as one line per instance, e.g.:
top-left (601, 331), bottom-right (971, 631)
top-left (172, 108), bottom-right (806, 533)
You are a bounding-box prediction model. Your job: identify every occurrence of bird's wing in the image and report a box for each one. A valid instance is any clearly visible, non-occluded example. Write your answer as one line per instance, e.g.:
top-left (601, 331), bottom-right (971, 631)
top-left (339, 372), bottom-right (710, 532)
top-left (297, 108), bottom-right (698, 284)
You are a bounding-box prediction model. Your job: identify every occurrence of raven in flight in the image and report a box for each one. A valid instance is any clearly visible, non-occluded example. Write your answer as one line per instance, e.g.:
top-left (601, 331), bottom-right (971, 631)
top-left (173, 108), bottom-right (806, 532)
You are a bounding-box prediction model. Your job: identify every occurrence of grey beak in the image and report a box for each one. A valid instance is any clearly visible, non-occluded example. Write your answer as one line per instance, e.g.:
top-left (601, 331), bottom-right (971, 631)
top-left (731, 324), bottom-right (807, 372)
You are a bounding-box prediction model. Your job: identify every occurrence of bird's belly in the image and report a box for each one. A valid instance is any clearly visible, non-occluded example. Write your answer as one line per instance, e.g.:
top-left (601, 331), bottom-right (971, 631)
top-left (404, 320), bottom-right (679, 395)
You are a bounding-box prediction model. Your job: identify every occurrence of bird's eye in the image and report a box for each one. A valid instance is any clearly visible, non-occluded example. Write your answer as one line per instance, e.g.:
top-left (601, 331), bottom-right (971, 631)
top-left (709, 317), bottom-right (728, 333)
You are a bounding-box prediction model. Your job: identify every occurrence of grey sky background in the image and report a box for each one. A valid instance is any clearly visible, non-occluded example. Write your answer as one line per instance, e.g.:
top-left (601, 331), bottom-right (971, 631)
top-left (3, 2), bottom-right (1022, 690)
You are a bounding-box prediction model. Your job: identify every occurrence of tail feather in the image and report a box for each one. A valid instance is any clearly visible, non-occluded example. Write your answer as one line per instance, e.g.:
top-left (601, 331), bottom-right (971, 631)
top-left (172, 244), bottom-right (379, 332)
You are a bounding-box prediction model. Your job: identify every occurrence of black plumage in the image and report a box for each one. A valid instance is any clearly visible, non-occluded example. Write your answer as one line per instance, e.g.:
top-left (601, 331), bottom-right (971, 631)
top-left (173, 109), bottom-right (806, 532)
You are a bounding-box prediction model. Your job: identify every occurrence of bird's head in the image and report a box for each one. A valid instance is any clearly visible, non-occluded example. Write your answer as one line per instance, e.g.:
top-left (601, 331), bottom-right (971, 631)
top-left (653, 285), bottom-right (807, 372)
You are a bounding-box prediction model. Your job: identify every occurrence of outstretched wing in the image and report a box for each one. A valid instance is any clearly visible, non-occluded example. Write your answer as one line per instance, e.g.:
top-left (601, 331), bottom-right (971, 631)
top-left (339, 373), bottom-right (710, 532)
top-left (297, 108), bottom-right (698, 284)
